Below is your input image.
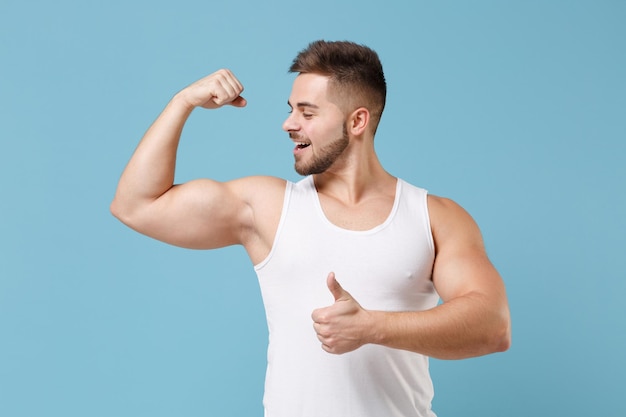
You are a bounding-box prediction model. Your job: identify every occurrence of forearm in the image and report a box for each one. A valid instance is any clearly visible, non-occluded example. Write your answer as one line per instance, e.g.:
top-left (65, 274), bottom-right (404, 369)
top-left (369, 292), bottom-right (511, 360)
top-left (111, 94), bottom-right (194, 218)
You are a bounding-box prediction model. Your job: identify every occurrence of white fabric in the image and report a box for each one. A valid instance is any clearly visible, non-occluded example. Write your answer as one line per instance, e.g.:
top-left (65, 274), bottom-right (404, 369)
top-left (254, 176), bottom-right (439, 417)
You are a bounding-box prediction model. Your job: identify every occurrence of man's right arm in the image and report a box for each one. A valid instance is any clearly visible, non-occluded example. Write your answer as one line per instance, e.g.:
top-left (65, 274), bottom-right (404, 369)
top-left (110, 70), bottom-right (280, 253)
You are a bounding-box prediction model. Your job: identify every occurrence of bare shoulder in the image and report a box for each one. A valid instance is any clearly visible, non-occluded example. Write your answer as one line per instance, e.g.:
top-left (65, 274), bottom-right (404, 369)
top-left (427, 195), bottom-right (478, 230)
top-left (229, 175), bottom-right (287, 208)
top-left (228, 175), bottom-right (287, 231)
top-left (426, 194), bottom-right (485, 249)
top-left (229, 175), bottom-right (288, 263)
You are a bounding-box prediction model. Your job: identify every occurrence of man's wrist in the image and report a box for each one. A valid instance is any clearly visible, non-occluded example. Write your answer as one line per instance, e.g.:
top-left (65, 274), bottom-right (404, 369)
top-left (365, 310), bottom-right (389, 346)
top-left (171, 90), bottom-right (197, 113)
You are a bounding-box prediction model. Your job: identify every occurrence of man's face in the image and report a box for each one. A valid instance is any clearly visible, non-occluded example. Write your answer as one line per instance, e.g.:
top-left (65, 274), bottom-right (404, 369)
top-left (283, 74), bottom-right (349, 176)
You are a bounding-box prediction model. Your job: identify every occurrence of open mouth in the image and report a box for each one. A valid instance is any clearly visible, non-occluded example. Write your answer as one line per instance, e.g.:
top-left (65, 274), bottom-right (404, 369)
top-left (295, 142), bottom-right (311, 150)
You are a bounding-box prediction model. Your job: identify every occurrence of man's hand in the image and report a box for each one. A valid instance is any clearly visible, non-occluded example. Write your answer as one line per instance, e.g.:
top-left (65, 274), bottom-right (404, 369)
top-left (177, 69), bottom-right (247, 110)
top-left (311, 272), bottom-right (371, 354)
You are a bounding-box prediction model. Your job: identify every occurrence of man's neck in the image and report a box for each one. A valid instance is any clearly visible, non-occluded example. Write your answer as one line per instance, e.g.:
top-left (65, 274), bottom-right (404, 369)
top-left (312, 154), bottom-right (395, 205)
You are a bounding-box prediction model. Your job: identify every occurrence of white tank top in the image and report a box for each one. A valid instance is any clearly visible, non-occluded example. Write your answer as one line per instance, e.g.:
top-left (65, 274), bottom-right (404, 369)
top-left (254, 176), bottom-right (439, 417)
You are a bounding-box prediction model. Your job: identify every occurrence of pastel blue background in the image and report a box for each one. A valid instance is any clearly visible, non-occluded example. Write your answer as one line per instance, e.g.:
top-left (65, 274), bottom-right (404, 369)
top-left (1, 1), bottom-right (624, 416)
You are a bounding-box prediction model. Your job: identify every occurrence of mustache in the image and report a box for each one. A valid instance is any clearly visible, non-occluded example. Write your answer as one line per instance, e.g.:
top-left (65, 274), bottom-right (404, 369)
top-left (289, 132), bottom-right (310, 143)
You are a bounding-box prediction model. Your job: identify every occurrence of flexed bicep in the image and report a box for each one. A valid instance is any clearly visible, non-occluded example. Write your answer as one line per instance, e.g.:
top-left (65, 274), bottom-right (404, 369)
top-left (130, 178), bottom-right (250, 250)
top-left (111, 69), bottom-right (249, 247)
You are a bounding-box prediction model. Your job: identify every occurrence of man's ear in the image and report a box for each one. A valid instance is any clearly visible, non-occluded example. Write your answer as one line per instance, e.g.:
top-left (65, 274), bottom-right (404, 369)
top-left (348, 107), bottom-right (370, 136)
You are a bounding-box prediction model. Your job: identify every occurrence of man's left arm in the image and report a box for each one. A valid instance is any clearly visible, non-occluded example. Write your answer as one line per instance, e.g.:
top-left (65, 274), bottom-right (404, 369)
top-left (312, 196), bottom-right (511, 359)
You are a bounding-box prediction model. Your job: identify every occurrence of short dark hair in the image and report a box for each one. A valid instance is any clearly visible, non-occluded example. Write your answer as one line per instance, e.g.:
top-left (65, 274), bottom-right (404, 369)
top-left (289, 40), bottom-right (387, 133)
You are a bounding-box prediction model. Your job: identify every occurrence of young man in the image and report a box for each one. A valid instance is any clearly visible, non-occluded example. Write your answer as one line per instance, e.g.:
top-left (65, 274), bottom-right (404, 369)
top-left (111, 40), bottom-right (511, 417)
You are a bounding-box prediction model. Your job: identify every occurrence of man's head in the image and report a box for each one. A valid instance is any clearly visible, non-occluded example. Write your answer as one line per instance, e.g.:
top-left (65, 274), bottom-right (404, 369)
top-left (289, 40), bottom-right (387, 135)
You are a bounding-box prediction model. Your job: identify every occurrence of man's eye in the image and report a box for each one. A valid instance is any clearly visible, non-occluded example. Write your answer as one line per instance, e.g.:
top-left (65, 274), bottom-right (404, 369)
top-left (303, 113), bottom-right (313, 118)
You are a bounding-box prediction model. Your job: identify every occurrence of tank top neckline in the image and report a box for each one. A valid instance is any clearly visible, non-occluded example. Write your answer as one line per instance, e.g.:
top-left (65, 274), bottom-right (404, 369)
top-left (304, 175), bottom-right (402, 235)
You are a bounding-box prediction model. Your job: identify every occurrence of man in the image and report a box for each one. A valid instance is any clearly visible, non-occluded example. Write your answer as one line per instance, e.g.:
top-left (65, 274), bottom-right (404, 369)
top-left (111, 40), bottom-right (511, 417)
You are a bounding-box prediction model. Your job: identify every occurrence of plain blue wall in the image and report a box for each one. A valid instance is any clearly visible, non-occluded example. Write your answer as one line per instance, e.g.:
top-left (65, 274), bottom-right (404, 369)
top-left (1, 1), bottom-right (624, 416)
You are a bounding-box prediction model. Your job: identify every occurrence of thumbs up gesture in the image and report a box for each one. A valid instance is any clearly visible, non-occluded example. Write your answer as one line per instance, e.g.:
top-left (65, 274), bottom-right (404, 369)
top-left (311, 272), bottom-right (371, 354)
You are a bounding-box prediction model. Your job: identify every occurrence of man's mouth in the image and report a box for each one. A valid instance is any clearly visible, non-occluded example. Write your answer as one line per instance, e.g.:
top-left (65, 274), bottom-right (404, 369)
top-left (290, 133), bottom-right (311, 150)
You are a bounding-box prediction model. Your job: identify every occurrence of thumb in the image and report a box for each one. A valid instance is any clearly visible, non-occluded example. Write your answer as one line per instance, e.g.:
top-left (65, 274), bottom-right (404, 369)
top-left (228, 95), bottom-right (247, 108)
top-left (327, 272), bottom-right (349, 302)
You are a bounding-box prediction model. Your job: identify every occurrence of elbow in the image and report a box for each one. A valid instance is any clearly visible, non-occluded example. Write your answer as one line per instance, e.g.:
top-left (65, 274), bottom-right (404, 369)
top-left (456, 316), bottom-right (511, 360)
top-left (109, 197), bottom-right (126, 222)
top-left (109, 198), bottom-right (121, 219)
top-left (489, 312), bottom-right (512, 354)
top-left (492, 327), bottom-right (511, 354)
top-left (109, 196), bottom-right (137, 227)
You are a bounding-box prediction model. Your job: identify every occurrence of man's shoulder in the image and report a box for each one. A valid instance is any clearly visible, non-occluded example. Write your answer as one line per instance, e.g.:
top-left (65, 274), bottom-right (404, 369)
top-left (426, 194), bottom-right (483, 249)
top-left (427, 194), bottom-right (471, 222)
top-left (397, 178), bottom-right (429, 196)
top-left (228, 176), bottom-right (288, 261)
top-left (227, 175), bottom-right (286, 208)
top-left (230, 175), bottom-right (287, 194)
top-left (240, 174), bottom-right (287, 186)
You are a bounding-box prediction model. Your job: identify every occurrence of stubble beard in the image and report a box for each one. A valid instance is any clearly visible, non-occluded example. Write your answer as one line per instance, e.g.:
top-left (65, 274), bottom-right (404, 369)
top-left (294, 123), bottom-right (349, 176)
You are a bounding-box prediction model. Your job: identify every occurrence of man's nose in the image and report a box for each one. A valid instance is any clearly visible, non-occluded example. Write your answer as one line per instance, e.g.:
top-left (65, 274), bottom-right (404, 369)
top-left (282, 112), bottom-right (299, 132)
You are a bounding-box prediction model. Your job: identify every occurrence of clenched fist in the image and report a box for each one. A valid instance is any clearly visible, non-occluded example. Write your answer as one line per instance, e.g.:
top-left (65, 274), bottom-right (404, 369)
top-left (177, 69), bottom-right (247, 110)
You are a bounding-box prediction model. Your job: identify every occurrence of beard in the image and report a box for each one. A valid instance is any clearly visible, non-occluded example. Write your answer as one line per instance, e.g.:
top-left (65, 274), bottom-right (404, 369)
top-left (293, 123), bottom-right (349, 176)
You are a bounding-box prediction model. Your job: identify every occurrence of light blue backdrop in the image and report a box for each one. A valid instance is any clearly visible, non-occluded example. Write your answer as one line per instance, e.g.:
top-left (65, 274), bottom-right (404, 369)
top-left (1, 1), bottom-right (624, 416)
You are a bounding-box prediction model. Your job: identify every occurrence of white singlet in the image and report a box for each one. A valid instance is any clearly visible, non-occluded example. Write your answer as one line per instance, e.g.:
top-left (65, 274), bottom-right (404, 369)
top-left (254, 176), bottom-right (439, 417)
